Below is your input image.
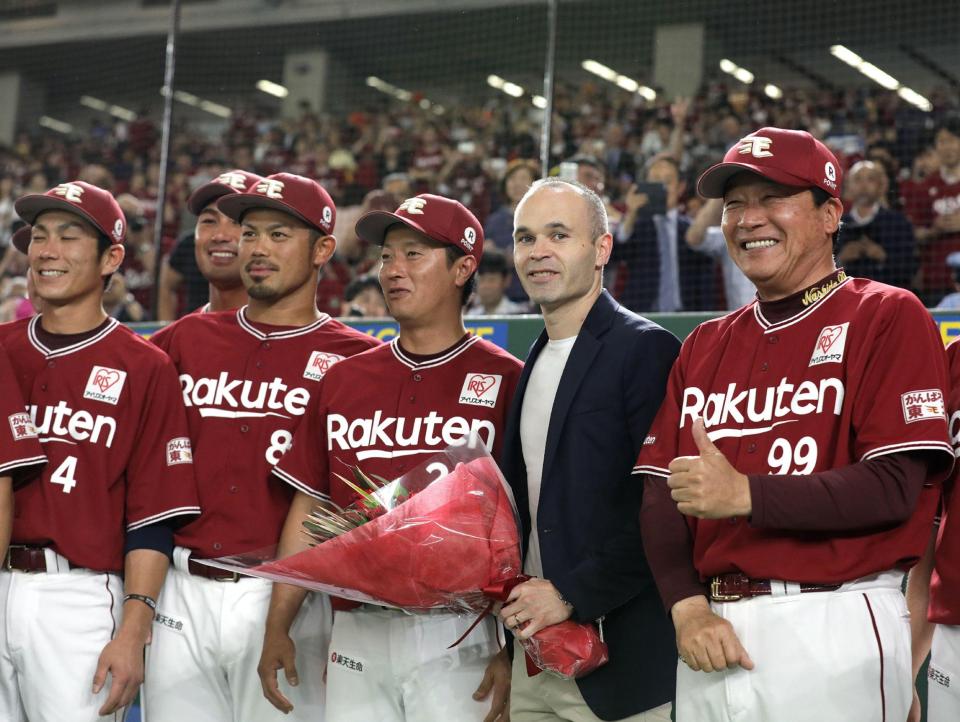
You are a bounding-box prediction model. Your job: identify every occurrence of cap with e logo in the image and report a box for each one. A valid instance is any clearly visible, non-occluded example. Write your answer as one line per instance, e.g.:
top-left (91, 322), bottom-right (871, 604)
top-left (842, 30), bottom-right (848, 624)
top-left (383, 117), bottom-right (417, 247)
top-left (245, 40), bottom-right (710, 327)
top-left (13, 181), bottom-right (126, 253)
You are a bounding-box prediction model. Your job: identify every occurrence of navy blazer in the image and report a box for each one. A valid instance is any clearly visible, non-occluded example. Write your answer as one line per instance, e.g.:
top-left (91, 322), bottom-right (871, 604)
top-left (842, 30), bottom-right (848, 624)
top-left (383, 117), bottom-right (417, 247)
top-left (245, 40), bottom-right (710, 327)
top-left (502, 290), bottom-right (680, 719)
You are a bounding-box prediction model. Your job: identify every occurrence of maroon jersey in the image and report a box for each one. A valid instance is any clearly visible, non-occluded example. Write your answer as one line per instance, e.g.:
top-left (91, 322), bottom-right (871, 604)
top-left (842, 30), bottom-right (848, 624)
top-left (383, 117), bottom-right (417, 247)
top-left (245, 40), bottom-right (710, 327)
top-left (0, 317), bottom-right (200, 572)
top-left (274, 335), bottom-right (522, 505)
top-left (906, 172), bottom-right (960, 293)
top-left (0, 342), bottom-right (45, 477)
top-left (151, 307), bottom-right (379, 558)
top-left (930, 339), bottom-right (960, 624)
top-left (636, 273), bottom-right (953, 583)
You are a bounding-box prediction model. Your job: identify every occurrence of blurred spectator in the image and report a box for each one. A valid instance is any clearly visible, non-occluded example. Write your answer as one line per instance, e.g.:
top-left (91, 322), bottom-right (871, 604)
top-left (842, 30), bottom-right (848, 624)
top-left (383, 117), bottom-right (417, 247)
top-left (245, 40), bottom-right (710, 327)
top-left (935, 252), bottom-right (960, 309)
top-left (466, 249), bottom-right (530, 316)
top-left (484, 159), bottom-right (537, 301)
top-left (908, 117), bottom-right (960, 304)
top-left (342, 274), bottom-right (387, 318)
top-left (837, 160), bottom-right (917, 288)
top-left (685, 198), bottom-right (756, 310)
top-left (103, 274), bottom-right (146, 323)
top-left (0, 275), bottom-right (33, 322)
top-left (612, 156), bottom-right (716, 312)
top-left (382, 172), bottom-right (412, 201)
top-left (157, 231), bottom-right (208, 320)
top-left (116, 193), bottom-right (156, 312)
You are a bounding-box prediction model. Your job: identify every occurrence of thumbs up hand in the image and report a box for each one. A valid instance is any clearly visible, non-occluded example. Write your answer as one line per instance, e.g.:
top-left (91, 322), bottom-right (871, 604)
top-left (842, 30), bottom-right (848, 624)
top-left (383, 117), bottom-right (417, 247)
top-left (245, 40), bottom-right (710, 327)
top-left (667, 418), bottom-right (752, 519)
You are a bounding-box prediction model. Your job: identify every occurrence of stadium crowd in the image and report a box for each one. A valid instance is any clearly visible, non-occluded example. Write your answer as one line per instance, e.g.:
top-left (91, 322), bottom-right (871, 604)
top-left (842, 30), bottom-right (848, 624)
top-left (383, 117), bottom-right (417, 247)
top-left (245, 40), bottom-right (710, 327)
top-left (1, 76), bottom-right (960, 320)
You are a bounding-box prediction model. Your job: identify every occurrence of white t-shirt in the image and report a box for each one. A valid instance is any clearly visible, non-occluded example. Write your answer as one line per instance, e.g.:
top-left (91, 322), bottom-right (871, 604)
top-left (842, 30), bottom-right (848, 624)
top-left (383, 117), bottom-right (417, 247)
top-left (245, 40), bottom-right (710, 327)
top-left (519, 335), bottom-right (577, 577)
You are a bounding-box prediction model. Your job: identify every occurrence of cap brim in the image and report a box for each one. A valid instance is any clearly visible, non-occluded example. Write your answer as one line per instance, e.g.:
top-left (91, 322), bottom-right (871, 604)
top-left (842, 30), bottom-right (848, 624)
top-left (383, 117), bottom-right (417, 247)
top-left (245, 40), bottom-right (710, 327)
top-left (355, 210), bottom-right (433, 245)
top-left (11, 225), bottom-right (31, 253)
top-left (217, 193), bottom-right (321, 232)
top-left (14, 194), bottom-right (110, 242)
top-left (187, 183), bottom-right (235, 216)
top-left (697, 162), bottom-right (814, 199)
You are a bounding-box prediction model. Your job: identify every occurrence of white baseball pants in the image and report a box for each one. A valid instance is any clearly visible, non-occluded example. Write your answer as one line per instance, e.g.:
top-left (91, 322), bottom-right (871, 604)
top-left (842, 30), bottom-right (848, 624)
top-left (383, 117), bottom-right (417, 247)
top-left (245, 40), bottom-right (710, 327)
top-left (325, 605), bottom-right (500, 722)
top-left (0, 563), bottom-right (125, 722)
top-left (676, 571), bottom-right (911, 722)
top-left (143, 562), bottom-right (330, 722)
top-left (928, 623), bottom-right (960, 722)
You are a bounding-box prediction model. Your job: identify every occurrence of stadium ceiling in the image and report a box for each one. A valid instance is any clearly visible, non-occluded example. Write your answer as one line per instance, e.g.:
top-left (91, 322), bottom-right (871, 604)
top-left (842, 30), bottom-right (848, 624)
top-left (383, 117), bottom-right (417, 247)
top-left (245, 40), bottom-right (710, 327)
top-left (0, 0), bottom-right (957, 120)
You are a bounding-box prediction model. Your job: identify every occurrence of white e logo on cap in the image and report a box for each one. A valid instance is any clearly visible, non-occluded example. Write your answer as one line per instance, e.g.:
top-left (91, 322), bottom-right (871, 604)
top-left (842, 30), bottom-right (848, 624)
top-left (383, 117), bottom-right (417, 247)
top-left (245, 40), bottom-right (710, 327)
top-left (53, 183), bottom-right (84, 203)
top-left (398, 197), bottom-right (426, 215)
top-left (218, 172), bottom-right (249, 190)
top-left (256, 180), bottom-right (285, 199)
top-left (738, 137), bottom-right (773, 158)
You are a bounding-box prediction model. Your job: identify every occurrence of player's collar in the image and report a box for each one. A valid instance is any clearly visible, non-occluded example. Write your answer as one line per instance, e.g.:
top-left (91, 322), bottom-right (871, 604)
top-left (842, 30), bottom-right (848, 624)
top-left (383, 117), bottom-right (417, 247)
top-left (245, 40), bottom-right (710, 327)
top-left (27, 315), bottom-right (120, 359)
top-left (390, 334), bottom-right (479, 370)
top-left (236, 305), bottom-right (331, 340)
top-left (752, 269), bottom-right (850, 332)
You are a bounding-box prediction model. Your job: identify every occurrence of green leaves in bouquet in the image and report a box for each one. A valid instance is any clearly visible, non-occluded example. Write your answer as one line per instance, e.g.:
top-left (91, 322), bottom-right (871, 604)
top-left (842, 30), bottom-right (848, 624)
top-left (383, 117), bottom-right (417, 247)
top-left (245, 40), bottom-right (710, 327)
top-left (300, 465), bottom-right (410, 545)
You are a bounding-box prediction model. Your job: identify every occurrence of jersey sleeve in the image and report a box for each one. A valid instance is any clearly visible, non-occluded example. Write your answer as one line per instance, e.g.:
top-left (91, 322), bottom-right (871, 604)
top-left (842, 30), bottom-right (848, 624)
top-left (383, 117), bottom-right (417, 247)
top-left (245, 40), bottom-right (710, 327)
top-left (632, 333), bottom-right (690, 477)
top-left (125, 353), bottom-right (201, 530)
top-left (272, 383), bottom-right (332, 501)
top-left (0, 343), bottom-right (45, 477)
top-left (852, 294), bottom-right (953, 473)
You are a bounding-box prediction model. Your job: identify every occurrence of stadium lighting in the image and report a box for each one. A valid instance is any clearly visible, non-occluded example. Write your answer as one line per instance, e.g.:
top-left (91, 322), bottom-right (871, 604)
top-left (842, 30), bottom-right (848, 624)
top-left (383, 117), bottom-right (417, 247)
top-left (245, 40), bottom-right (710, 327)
top-left (581, 60), bottom-right (618, 82)
top-left (898, 86), bottom-right (933, 112)
top-left (109, 105), bottom-right (136, 122)
top-left (830, 44), bottom-right (932, 110)
top-left (487, 74), bottom-right (526, 100)
top-left (366, 75), bottom-right (412, 102)
top-left (39, 116), bottom-right (73, 134)
top-left (199, 100), bottom-right (232, 118)
top-left (764, 84), bottom-right (783, 99)
top-left (256, 79), bottom-right (288, 99)
top-left (80, 95), bottom-right (108, 111)
top-left (581, 59), bottom-right (656, 101)
top-left (719, 59), bottom-right (754, 85)
top-left (80, 95), bottom-right (135, 121)
top-left (532, 95), bottom-right (547, 109)
top-left (173, 91), bottom-right (199, 106)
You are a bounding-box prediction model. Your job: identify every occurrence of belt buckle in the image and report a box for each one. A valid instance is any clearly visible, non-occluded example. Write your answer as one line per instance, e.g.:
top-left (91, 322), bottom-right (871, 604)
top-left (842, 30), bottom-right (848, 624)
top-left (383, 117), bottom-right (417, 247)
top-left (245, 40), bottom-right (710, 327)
top-left (4, 544), bottom-right (28, 572)
top-left (710, 576), bottom-right (742, 602)
top-left (217, 571), bottom-right (241, 583)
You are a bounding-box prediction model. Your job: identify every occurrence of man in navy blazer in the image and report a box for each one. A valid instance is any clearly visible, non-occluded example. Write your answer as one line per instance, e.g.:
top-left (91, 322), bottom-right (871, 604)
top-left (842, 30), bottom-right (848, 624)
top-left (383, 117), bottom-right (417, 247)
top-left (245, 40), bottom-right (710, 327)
top-left (499, 177), bottom-right (680, 721)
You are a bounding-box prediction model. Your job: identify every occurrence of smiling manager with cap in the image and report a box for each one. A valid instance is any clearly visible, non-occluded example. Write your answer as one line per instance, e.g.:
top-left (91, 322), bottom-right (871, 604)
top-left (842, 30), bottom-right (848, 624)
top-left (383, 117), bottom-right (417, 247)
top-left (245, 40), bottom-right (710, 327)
top-left (634, 127), bottom-right (954, 722)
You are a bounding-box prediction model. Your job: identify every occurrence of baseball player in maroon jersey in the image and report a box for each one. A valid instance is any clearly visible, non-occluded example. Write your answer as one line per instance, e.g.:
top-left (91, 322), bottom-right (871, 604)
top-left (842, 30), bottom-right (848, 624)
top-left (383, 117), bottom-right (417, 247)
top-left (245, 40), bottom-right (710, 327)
top-left (186, 169), bottom-right (263, 314)
top-left (145, 173), bottom-right (379, 721)
top-left (907, 338), bottom-right (960, 722)
top-left (634, 128), bottom-right (954, 722)
top-left (259, 193), bottom-right (521, 721)
top-left (0, 342), bottom-right (46, 560)
top-left (906, 118), bottom-right (960, 304)
top-left (0, 181), bottom-right (200, 721)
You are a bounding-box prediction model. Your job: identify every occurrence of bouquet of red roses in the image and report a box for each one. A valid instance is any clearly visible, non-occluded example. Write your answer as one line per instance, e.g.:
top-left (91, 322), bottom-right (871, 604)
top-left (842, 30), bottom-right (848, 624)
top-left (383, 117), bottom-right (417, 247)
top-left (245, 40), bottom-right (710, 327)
top-left (202, 443), bottom-right (607, 678)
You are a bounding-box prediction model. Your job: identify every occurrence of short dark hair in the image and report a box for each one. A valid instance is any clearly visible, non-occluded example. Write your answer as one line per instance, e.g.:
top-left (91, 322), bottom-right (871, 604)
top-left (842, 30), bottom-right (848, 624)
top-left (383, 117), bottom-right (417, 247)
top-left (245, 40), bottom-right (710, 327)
top-left (445, 246), bottom-right (476, 306)
top-left (478, 248), bottom-right (509, 277)
top-left (810, 187), bottom-right (843, 246)
top-left (935, 116), bottom-right (960, 140)
top-left (344, 274), bottom-right (382, 302)
top-left (97, 232), bottom-right (115, 289)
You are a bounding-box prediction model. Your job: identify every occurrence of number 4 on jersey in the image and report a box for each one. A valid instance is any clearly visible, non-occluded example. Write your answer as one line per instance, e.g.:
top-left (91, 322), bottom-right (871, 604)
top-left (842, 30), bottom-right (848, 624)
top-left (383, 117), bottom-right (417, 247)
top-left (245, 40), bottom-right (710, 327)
top-left (51, 455), bottom-right (79, 493)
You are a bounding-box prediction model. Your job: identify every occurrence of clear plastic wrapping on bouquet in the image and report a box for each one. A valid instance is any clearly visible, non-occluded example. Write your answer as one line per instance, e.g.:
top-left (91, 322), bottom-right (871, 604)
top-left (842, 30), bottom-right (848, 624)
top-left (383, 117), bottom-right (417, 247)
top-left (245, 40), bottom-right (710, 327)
top-left (202, 442), bottom-right (522, 613)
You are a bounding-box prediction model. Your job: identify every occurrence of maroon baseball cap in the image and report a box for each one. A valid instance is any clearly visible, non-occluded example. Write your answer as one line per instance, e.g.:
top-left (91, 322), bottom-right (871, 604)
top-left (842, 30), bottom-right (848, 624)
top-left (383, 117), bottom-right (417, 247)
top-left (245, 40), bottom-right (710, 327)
top-left (13, 181), bottom-right (126, 253)
top-left (697, 127), bottom-right (842, 199)
top-left (187, 169), bottom-right (263, 216)
top-left (355, 194), bottom-right (483, 263)
top-left (217, 172), bottom-right (336, 235)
